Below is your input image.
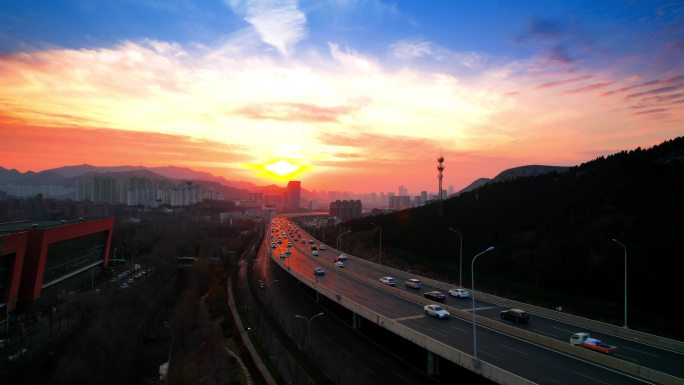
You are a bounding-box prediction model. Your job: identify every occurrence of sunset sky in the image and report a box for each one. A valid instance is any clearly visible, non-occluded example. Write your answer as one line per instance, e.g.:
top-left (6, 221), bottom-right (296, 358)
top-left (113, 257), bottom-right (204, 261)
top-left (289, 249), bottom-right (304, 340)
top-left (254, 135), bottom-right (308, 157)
top-left (1, 1), bottom-right (683, 193)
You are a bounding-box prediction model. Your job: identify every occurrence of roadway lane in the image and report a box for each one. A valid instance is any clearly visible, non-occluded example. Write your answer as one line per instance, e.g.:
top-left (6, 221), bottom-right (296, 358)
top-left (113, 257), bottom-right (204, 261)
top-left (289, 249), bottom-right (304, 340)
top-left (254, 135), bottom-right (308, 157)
top-left (255, 237), bottom-right (440, 385)
top-left (270, 219), bottom-right (652, 385)
top-left (283, 219), bottom-right (684, 379)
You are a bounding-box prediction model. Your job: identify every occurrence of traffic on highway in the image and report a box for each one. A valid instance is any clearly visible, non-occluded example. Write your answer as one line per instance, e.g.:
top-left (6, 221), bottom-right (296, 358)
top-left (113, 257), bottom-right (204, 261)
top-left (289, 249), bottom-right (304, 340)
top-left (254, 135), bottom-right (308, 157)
top-left (267, 217), bottom-right (683, 385)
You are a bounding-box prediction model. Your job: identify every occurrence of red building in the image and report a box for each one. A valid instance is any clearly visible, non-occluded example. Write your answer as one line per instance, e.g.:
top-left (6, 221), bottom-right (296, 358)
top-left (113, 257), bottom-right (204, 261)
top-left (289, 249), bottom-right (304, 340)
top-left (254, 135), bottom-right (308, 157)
top-left (0, 217), bottom-right (113, 316)
top-left (0, 231), bottom-right (28, 315)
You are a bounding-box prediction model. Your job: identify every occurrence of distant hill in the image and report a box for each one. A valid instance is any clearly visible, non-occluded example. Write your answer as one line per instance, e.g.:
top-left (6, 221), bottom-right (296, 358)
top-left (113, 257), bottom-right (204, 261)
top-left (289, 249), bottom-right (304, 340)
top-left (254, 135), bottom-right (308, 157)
top-left (349, 137), bottom-right (684, 338)
top-left (458, 165), bottom-right (569, 194)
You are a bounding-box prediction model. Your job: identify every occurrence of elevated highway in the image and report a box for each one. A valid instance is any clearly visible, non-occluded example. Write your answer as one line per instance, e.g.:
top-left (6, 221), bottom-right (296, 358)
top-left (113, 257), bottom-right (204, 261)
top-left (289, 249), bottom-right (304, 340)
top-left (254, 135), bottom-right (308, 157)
top-left (268, 217), bottom-right (684, 385)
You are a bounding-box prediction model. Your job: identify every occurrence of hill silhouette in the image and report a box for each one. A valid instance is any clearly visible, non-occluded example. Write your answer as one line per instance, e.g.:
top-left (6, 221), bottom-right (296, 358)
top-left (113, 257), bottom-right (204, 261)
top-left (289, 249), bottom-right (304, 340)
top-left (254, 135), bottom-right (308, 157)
top-left (348, 136), bottom-right (684, 338)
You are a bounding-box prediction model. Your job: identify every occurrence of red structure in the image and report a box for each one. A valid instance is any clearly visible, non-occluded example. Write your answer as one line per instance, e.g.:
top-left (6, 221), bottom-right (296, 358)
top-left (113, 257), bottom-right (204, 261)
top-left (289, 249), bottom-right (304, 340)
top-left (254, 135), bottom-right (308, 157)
top-left (0, 231), bottom-right (28, 315)
top-left (0, 217), bottom-right (113, 314)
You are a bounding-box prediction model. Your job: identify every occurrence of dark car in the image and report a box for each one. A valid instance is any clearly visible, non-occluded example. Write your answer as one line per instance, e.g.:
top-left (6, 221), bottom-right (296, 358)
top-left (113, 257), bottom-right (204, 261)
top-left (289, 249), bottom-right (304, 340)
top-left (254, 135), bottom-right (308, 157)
top-left (423, 291), bottom-right (446, 302)
top-left (500, 308), bottom-right (530, 323)
top-left (311, 245), bottom-right (318, 251)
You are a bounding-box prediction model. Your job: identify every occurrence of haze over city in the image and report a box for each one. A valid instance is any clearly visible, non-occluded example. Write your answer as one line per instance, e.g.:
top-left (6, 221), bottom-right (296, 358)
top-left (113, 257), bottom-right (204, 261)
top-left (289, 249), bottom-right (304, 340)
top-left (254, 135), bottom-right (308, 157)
top-left (1, 1), bottom-right (682, 193)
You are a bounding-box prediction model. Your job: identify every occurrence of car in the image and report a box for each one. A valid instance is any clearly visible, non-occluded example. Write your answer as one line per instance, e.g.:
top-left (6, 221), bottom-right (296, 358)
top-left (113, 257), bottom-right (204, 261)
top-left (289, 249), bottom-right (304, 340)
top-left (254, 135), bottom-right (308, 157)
top-left (287, 242), bottom-right (292, 247)
top-left (309, 239), bottom-right (314, 244)
top-left (311, 245), bottom-right (317, 251)
top-left (285, 248), bottom-right (291, 254)
top-left (302, 240), bottom-right (306, 244)
top-left (314, 267), bottom-right (326, 275)
top-left (405, 278), bottom-right (422, 289)
top-left (319, 244), bottom-right (326, 250)
top-left (313, 250), bottom-right (319, 256)
top-left (379, 277), bottom-right (396, 286)
top-left (271, 243), bottom-right (276, 248)
top-left (423, 291), bottom-right (446, 302)
top-left (335, 260), bottom-right (344, 268)
top-left (500, 308), bottom-right (530, 323)
top-left (280, 252), bottom-right (286, 259)
top-left (0, 339), bottom-right (8, 349)
top-left (277, 239), bottom-right (282, 244)
top-left (448, 288), bottom-right (470, 298)
top-left (424, 304), bottom-right (450, 319)
top-left (7, 348), bottom-right (27, 362)
top-left (338, 254), bottom-right (348, 261)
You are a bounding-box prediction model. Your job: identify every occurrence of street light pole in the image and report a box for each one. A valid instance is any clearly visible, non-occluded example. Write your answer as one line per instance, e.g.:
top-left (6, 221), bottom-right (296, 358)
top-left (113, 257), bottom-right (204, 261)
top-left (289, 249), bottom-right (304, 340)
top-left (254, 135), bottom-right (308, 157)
top-left (612, 239), bottom-right (628, 329)
top-left (294, 312), bottom-right (324, 350)
top-left (371, 223), bottom-right (382, 265)
top-left (336, 230), bottom-right (351, 253)
top-left (471, 246), bottom-right (495, 367)
top-left (448, 228), bottom-right (463, 287)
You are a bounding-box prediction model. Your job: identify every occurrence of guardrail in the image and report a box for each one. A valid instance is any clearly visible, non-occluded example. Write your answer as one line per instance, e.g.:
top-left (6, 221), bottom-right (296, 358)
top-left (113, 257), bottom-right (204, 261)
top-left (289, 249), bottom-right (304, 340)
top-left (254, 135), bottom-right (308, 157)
top-left (342, 247), bottom-right (684, 355)
top-left (268, 247), bottom-right (536, 385)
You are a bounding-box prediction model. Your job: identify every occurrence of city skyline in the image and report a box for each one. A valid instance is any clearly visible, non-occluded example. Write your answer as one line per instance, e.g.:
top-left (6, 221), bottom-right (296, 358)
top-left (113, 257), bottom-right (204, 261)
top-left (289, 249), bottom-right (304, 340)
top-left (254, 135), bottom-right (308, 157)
top-left (1, 1), bottom-right (682, 193)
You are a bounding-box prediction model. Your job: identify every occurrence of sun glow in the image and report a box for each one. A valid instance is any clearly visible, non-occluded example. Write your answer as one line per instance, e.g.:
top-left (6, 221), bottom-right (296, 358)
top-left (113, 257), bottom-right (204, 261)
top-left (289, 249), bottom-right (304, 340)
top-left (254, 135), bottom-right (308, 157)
top-left (265, 160), bottom-right (300, 176)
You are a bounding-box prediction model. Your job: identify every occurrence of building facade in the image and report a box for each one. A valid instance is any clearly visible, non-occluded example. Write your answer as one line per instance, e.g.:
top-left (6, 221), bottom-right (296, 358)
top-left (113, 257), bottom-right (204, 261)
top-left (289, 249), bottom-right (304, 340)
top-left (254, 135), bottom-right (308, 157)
top-left (329, 200), bottom-right (362, 220)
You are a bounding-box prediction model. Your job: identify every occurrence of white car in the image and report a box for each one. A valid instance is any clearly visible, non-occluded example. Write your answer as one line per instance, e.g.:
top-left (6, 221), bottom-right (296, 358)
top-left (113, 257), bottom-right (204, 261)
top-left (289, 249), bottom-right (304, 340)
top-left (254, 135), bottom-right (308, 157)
top-left (335, 260), bottom-right (344, 268)
top-left (319, 244), bottom-right (326, 250)
top-left (379, 277), bottom-right (396, 286)
top-left (424, 304), bottom-right (450, 319)
top-left (338, 254), bottom-right (348, 261)
top-left (405, 278), bottom-right (422, 289)
top-left (313, 250), bottom-right (319, 256)
top-left (271, 243), bottom-right (276, 248)
top-left (280, 252), bottom-right (286, 259)
top-left (449, 288), bottom-right (470, 298)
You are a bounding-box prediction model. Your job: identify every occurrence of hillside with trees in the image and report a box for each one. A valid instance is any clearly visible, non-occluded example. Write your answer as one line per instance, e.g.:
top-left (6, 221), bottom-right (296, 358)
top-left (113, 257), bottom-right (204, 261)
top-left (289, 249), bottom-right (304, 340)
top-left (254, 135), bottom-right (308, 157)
top-left (344, 137), bottom-right (684, 338)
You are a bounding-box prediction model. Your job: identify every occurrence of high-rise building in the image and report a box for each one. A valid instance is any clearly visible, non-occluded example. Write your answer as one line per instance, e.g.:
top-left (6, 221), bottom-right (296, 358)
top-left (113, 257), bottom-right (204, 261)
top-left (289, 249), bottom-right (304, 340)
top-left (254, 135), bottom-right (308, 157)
top-left (389, 195), bottom-right (412, 210)
top-left (329, 200), bottom-right (362, 220)
top-left (398, 185), bottom-right (408, 196)
top-left (286, 181), bottom-right (301, 211)
top-left (421, 191), bottom-right (428, 203)
top-left (448, 185), bottom-right (455, 196)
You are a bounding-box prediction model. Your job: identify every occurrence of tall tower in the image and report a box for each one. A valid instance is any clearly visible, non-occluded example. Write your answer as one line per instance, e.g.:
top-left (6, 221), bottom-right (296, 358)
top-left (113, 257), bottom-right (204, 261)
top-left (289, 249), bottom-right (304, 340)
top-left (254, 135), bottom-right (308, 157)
top-left (437, 156), bottom-right (445, 216)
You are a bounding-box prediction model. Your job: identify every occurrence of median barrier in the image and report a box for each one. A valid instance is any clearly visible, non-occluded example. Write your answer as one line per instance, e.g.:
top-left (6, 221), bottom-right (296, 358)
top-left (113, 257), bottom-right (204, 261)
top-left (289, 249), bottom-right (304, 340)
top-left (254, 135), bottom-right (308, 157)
top-left (342, 248), bottom-right (684, 355)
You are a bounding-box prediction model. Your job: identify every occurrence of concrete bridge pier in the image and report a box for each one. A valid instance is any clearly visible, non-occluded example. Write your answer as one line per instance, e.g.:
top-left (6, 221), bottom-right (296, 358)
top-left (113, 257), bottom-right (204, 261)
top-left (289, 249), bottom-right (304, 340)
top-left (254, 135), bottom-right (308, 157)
top-left (427, 351), bottom-right (440, 376)
top-left (352, 312), bottom-right (361, 330)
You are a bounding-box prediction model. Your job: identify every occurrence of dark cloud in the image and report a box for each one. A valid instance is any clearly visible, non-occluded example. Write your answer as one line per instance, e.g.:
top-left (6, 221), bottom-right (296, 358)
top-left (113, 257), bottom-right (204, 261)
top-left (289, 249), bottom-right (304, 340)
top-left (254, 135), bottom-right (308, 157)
top-left (536, 75), bottom-right (593, 89)
top-left (562, 82), bottom-right (612, 94)
top-left (514, 17), bottom-right (592, 65)
top-left (634, 108), bottom-right (669, 115)
top-left (602, 80), bottom-right (661, 96)
top-left (627, 85), bottom-right (683, 99)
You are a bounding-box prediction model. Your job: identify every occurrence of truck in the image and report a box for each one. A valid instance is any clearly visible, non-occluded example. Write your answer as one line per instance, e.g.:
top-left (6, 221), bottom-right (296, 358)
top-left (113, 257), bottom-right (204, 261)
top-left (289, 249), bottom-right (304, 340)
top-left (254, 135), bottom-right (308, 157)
top-left (569, 332), bottom-right (617, 354)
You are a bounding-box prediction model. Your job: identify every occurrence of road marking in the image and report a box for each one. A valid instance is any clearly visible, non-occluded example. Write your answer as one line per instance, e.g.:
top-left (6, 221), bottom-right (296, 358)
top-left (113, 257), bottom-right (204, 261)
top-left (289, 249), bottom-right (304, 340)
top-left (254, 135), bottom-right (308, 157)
top-left (450, 324), bottom-right (468, 333)
top-left (464, 306), bottom-right (497, 312)
top-left (621, 345), bottom-right (659, 358)
top-left (573, 371), bottom-right (611, 385)
top-left (341, 349), bottom-right (351, 357)
top-left (363, 366), bottom-right (374, 375)
top-left (553, 326), bottom-right (575, 334)
top-left (500, 344), bottom-right (528, 356)
top-left (532, 328), bottom-right (560, 338)
top-left (392, 314), bottom-right (425, 322)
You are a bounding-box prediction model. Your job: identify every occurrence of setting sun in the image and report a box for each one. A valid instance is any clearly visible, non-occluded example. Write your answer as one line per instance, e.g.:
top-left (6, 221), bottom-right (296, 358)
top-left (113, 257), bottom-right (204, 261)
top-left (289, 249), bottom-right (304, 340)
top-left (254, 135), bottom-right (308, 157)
top-left (264, 160), bottom-right (300, 176)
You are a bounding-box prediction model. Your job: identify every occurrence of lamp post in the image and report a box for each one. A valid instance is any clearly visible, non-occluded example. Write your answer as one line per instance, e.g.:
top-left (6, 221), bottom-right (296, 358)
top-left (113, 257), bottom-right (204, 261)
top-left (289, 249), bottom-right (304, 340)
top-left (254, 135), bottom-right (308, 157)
top-left (471, 246), bottom-right (495, 367)
top-left (612, 239), bottom-right (628, 329)
top-left (371, 223), bottom-right (382, 265)
top-left (337, 230), bottom-right (351, 253)
top-left (294, 312), bottom-right (324, 351)
top-left (448, 228), bottom-right (463, 287)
